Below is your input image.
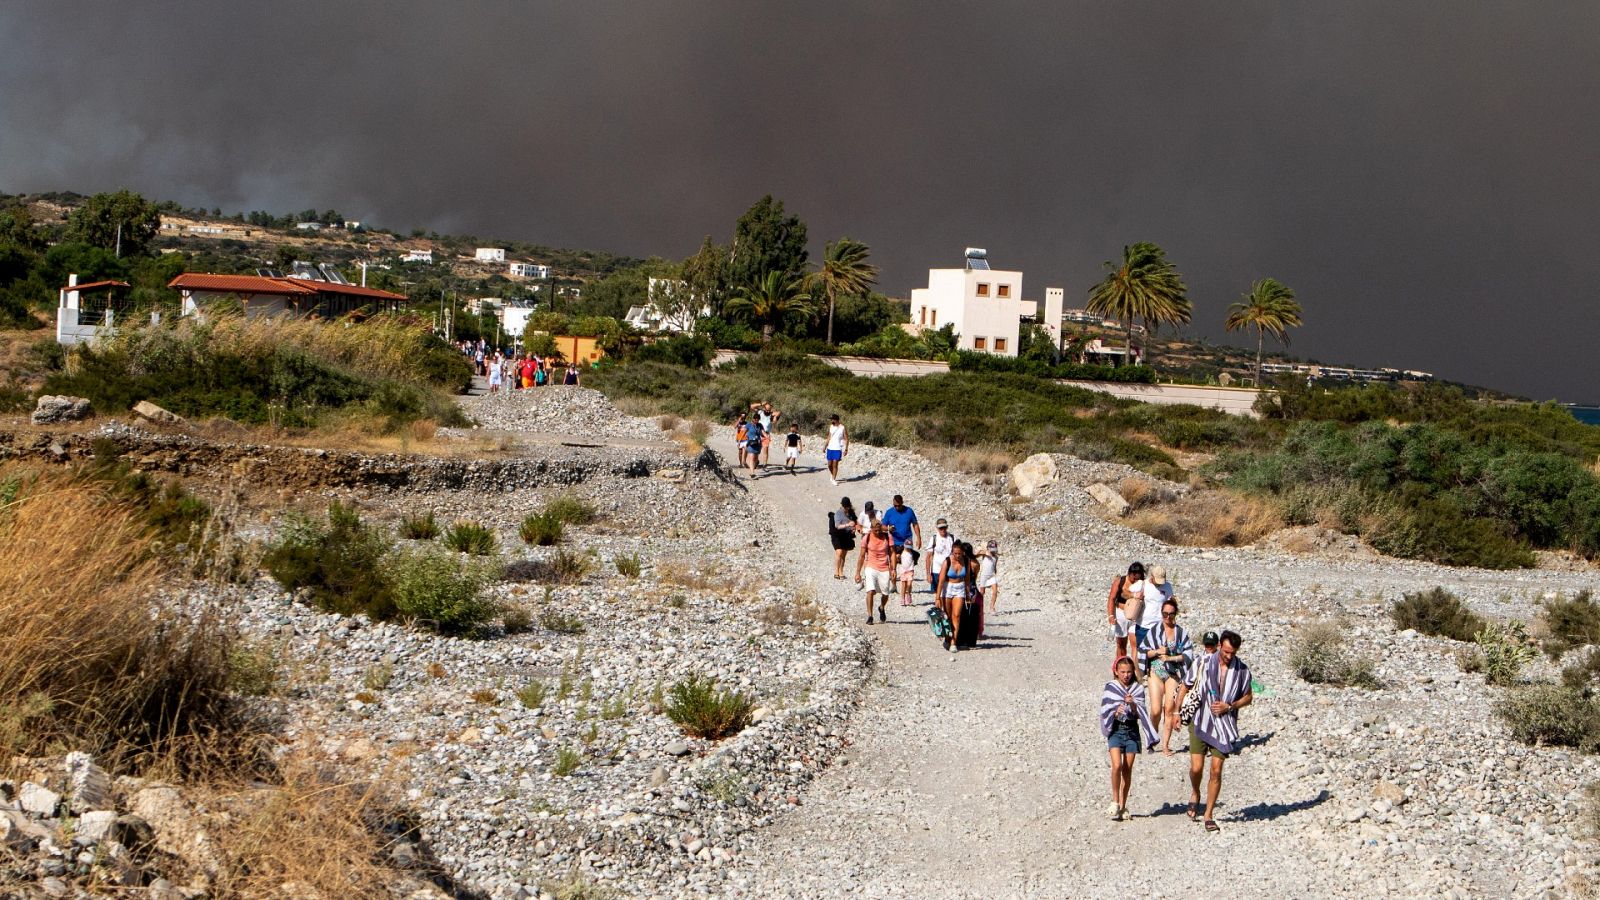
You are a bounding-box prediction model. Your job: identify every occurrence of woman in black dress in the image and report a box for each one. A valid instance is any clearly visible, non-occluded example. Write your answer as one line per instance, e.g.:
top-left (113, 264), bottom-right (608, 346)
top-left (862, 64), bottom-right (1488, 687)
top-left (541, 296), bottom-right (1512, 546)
top-left (830, 497), bottom-right (858, 579)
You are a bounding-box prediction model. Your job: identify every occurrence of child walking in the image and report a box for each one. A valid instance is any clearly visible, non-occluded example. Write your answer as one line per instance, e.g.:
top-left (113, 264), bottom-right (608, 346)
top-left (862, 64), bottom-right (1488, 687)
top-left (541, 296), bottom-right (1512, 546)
top-left (897, 546), bottom-right (917, 606)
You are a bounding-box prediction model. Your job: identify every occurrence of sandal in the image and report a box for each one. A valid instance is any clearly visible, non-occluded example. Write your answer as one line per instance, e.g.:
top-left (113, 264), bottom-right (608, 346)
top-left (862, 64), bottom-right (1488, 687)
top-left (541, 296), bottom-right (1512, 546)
top-left (1204, 819), bottom-right (1219, 833)
top-left (1186, 803), bottom-right (1198, 821)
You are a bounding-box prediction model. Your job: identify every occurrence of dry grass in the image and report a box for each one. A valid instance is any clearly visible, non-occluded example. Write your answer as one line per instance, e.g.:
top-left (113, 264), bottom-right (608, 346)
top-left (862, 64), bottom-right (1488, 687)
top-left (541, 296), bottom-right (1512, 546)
top-left (1122, 489), bottom-right (1283, 547)
top-left (920, 444), bottom-right (1019, 480)
top-left (1117, 476), bottom-right (1179, 510)
top-left (657, 557), bottom-right (742, 594)
top-left (0, 467), bottom-right (252, 774)
top-left (209, 759), bottom-right (398, 898)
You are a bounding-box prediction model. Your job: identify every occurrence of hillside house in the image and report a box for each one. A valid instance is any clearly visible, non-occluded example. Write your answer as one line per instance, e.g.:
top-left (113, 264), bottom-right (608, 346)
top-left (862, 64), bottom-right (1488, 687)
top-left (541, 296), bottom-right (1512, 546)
top-left (475, 248), bottom-right (507, 263)
top-left (401, 249), bottom-right (434, 263)
top-left (168, 273), bottom-right (407, 320)
top-left (56, 275), bottom-right (136, 345)
top-left (909, 249), bottom-right (1063, 356)
top-left (509, 262), bottom-right (549, 278)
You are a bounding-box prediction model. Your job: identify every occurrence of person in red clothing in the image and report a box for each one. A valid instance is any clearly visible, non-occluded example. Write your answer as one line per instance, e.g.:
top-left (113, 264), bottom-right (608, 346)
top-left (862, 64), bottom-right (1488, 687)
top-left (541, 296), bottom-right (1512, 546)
top-left (854, 518), bottom-right (896, 626)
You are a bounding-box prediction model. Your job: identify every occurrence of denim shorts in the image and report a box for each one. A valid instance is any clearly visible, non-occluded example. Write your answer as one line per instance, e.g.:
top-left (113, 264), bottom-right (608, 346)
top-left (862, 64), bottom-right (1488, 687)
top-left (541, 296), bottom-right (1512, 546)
top-left (1107, 733), bottom-right (1142, 754)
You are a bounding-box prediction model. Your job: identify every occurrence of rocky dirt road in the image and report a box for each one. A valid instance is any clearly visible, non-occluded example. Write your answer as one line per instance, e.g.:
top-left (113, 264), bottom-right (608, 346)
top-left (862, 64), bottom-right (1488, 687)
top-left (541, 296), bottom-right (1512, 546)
top-left (729, 448), bottom-right (1334, 899)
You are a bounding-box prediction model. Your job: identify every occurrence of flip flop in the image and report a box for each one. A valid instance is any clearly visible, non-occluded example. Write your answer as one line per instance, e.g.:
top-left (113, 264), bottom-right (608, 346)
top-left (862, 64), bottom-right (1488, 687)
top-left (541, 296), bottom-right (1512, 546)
top-left (1186, 803), bottom-right (1198, 821)
top-left (1204, 819), bottom-right (1220, 833)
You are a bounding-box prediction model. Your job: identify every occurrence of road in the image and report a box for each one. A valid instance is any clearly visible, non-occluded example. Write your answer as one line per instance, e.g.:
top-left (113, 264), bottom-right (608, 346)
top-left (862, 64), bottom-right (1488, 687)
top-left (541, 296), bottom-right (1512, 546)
top-left (730, 446), bottom-right (1326, 898)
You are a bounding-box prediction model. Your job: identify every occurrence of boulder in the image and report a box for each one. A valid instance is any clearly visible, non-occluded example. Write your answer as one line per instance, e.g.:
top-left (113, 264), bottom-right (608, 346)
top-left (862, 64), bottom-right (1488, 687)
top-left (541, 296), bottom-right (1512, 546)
top-left (1086, 482), bottom-right (1131, 517)
top-left (74, 810), bottom-right (118, 845)
top-left (1009, 453), bottom-right (1058, 498)
top-left (19, 782), bottom-right (61, 817)
top-left (132, 401), bottom-right (185, 426)
top-left (0, 809), bottom-right (54, 851)
top-left (129, 785), bottom-right (219, 882)
top-left (31, 395), bottom-right (93, 425)
top-left (64, 752), bottom-right (113, 812)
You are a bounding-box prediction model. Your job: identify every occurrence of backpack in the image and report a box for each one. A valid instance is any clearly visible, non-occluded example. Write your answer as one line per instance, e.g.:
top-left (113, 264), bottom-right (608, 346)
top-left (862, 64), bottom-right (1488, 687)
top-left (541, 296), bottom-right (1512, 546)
top-left (826, 512), bottom-right (837, 536)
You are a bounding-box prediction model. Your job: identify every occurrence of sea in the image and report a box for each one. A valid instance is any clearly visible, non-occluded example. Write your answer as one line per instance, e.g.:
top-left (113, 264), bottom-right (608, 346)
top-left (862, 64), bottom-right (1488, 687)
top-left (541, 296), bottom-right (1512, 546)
top-left (1568, 406), bottom-right (1600, 426)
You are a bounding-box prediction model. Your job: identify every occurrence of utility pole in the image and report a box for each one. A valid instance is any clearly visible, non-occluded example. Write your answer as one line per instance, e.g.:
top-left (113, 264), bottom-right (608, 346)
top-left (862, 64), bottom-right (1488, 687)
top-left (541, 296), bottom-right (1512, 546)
top-left (114, 222), bottom-right (122, 258)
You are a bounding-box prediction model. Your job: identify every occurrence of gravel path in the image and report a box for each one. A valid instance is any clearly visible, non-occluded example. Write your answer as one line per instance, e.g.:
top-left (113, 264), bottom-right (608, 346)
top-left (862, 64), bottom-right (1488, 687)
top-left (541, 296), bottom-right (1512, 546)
top-left (729, 449), bottom-right (1335, 898)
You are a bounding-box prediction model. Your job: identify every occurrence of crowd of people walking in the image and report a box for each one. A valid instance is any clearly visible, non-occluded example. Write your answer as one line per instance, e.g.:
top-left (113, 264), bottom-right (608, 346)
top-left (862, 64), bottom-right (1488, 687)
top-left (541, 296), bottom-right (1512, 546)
top-left (1099, 561), bottom-right (1254, 833)
top-left (738, 407), bottom-right (1255, 835)
top-left (457, 339), bottom-right (582, 392)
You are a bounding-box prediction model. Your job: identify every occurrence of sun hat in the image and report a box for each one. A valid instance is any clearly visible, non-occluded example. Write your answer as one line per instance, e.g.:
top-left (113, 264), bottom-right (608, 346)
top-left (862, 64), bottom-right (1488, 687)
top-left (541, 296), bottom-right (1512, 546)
top-left (1148, 566), bottom-right (1167, 586)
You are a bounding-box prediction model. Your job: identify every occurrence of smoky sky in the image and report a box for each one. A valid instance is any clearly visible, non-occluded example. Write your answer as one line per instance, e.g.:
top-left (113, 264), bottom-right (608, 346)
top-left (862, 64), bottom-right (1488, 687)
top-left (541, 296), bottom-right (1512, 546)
top-left (3, 2), bottom-right (1598, 400)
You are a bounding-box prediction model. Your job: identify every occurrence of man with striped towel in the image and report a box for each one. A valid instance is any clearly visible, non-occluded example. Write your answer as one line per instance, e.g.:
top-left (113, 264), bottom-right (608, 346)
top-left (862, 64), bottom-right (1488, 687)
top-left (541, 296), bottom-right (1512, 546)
top-left (1186, 629), bottom-right (1254, 832)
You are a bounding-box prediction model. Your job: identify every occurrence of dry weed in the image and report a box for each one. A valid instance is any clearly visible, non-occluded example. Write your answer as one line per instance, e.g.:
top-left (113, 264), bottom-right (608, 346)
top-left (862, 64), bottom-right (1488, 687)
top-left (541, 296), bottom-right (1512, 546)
top-left (0, 467), bottom-right (250, 773)
top-left (1117, 477), bottom-right (1178, 510)
top-left (209, 759), bottom-right (399, 898)
top-left (921, 445), bottom-right (1018, 478)
top-left (1123, 490), bottom-right (1282, 547)
top-left (657, 558), bottom-right (739, 594)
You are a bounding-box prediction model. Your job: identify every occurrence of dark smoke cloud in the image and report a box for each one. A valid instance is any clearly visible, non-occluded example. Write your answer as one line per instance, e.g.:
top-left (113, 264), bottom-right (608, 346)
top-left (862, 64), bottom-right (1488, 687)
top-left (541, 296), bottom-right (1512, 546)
top-left (3, 1), bottom-right (1596, 400)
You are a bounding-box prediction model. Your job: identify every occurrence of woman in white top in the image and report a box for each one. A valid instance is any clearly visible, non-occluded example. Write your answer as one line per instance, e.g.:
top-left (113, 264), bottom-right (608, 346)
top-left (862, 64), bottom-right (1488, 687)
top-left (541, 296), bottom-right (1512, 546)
top-left (487, 352), bottom-right (503, 394)
top-left (825, 414), bottom-right (849, 485)
top-left (977, 540), bottom-right (1001, 616)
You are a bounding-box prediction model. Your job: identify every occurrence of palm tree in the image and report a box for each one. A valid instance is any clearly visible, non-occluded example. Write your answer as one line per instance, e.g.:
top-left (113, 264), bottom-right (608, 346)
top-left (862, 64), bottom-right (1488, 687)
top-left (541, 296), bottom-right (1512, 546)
top-left (1225, 278), bottom-right (1303, 387)
top-left (1086, 242), bottom-right (1188, 366)
top-left (726, 270), bottom-right (814, 343)
top-left (811, 238), bottom-right (878, 345)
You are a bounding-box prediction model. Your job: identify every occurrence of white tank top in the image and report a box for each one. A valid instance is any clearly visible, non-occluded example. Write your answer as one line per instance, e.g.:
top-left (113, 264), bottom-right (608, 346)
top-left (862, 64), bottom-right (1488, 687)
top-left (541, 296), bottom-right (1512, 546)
top-left (827, 423), bottom-right (846, 451)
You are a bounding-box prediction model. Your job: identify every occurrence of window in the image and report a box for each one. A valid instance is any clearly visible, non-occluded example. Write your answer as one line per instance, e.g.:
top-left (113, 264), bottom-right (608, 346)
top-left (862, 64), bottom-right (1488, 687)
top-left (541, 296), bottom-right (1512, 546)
top-left (976, 283), bottom-right (990, 297)
top-left (994, 338), bottom-right (1008, 353)
top-left (997, 284), bottom-right (1010, 298)
top-left (973, 337), bottom-right (987, 350)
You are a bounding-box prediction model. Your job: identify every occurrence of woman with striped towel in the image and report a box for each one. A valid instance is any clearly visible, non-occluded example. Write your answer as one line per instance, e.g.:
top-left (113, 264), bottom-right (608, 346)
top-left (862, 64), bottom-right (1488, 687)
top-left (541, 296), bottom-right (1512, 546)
top-left (1186, 629), bottom-right (1254, 832)
top-left (1099, 656), bottom-right (1158, 822)
top-left (1139, 597), bottom-right (1195, 754)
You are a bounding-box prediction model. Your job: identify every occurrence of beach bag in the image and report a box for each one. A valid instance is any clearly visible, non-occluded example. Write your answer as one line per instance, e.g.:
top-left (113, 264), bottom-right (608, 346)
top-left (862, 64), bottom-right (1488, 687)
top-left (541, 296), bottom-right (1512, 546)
top-left (926, 606), bottom-right (952, 638)
top-left (1179, 678), bottom-right (1205, 726)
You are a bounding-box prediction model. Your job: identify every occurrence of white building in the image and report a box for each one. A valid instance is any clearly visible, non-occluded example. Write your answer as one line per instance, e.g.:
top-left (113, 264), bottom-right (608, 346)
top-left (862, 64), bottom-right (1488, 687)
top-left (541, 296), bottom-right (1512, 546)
top-left (401, 249), bottom-right (433, 263)
top-left (501, 305), bottom-right (534, 338)
top-left (908, 249), bottom-right (1032, 355)
top-left (56, 274), bottom-right (138, 345)
top-left (475, 248), bottom-right (507, 263)
top-left (509, 262), bottom-right (549, 278)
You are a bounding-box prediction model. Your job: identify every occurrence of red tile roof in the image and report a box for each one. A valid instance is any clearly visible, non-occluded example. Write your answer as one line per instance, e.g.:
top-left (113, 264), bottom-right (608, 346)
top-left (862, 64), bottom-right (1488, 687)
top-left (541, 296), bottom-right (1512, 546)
top-left (167, 273), bottom-right (406, 302)
top-left (282, 277), bottom-right (407, 301)
top-left (59, 280), bottom-right (130, 292)
top-left (168, 273), bottom-right (317, 296)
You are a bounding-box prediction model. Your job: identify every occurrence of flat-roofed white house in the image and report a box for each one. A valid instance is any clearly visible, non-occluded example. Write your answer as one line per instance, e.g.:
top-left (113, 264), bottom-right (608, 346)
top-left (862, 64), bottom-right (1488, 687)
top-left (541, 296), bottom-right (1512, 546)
top-left (509, 262), bottom-right (549, 278)
top-left (475, 248), bottom-right (507, 263)
top-left (401, 248), bottom-right (434, 263)
top-left (909, 249), bottom-right (1030, 355)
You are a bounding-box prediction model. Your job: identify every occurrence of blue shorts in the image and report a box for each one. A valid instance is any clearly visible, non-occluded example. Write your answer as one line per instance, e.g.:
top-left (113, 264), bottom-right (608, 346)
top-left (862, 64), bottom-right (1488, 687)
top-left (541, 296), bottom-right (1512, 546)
top-left (1108, 733), bottom-right (1142, 754)
top-left (826, 449), bottom-right (843, 462)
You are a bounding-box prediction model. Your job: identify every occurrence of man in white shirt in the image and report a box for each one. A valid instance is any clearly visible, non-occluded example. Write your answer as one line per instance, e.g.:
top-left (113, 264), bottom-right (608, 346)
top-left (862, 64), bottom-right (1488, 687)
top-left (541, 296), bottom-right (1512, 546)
top-left (925, 518), bottom-right (954, 592)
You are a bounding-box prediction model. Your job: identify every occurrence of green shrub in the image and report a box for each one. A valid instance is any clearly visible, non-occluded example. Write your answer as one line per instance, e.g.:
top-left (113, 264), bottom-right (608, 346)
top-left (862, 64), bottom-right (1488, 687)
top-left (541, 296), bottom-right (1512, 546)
top-left (519, 512), bottom-right (564, 546)
top-left (1495, 683), bottom-right (1600, 750)
top-left (227, 641), bottom-right (279, 697)
top-left (545, 495), bottom-right (596, 526)
top-left (399, 512), bottom-right (439, 540)
top-left (1542, 590), bottom-right (1600, 658)
top-left (263, 502), bottom-right (395, 619)
top-left (540, 610), bottom-right (586, 635)
top-left (665, 674), bottom-right (753, 740)
top-left (615, 553), bottom-right (642, 578)
top-left (1477, 621), bottom-right (1539, 686)
top-left (387, 548), bottom-right (499, 636)
top-left (443, 520), bottom-right (497, 555)
top-left (552, 746), bottom-right (581, 777)
top-left (501, 604), bottom-right (533, 634)
top-left (1390, 587), bottom-right (1486, 642)
top-left (1287, 622), bottom-right (1383, 689)
top-left (517, 681), bottom-right (549, 709)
